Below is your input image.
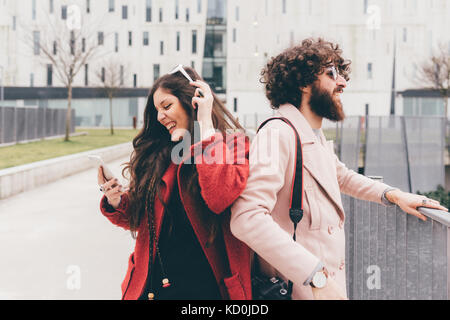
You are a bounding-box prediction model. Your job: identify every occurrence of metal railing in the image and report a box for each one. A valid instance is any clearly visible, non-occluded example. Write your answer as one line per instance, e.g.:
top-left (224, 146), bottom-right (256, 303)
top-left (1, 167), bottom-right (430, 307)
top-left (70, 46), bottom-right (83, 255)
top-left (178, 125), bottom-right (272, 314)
top-left (0, 106), bottom-right (75, 145)
top-left (343, 195), bottom-right (449, 300)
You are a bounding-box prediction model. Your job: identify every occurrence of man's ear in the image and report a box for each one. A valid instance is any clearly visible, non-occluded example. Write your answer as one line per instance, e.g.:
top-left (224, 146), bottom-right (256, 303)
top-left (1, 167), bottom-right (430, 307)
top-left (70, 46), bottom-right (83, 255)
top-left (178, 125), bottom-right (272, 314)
top-left (300, 85), bottom-right (311, 96)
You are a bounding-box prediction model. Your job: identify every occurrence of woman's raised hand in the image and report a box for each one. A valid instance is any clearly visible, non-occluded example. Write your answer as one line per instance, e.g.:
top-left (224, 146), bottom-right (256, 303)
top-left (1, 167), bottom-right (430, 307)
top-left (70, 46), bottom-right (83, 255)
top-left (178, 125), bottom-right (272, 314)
top-left (190, 80), bottom-right (214, 135)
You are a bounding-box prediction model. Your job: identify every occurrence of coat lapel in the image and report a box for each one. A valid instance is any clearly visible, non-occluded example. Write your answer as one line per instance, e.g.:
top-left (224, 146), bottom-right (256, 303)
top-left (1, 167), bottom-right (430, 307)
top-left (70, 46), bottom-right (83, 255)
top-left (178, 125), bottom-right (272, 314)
top-left (276, 104), bottom-right (345, 219)
top-left (154, 163), bottom-right (177, 240)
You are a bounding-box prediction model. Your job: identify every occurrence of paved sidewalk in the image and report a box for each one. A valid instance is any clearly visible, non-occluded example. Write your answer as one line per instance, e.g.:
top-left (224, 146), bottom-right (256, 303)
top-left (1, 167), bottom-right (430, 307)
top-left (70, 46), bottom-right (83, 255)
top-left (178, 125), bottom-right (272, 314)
top-left (0, 157), bottom-right (135, 300)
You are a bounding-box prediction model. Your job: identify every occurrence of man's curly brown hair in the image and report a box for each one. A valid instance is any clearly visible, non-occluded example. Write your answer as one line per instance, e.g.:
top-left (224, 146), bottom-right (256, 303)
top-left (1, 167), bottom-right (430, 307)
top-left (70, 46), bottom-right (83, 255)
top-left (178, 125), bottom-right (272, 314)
top-left (260, 38), bottom-right (352, 109)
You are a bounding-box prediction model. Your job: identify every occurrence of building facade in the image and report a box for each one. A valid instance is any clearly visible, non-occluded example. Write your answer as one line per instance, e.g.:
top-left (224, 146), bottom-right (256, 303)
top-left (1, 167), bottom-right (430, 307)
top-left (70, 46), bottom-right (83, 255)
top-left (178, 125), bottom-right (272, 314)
top-left (226, 0), bottom-right (450, 122)
top-left (0, 0), bottom-right (449, 128)
top-left (0, 0), bottom-right (207, 127)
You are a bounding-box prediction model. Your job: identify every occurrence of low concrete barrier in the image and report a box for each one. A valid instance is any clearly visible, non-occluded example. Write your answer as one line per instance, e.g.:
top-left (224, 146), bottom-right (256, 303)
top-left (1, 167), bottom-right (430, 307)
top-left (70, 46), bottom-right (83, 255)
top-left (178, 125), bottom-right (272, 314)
top-left (0, 142), bottom-right (133, 199)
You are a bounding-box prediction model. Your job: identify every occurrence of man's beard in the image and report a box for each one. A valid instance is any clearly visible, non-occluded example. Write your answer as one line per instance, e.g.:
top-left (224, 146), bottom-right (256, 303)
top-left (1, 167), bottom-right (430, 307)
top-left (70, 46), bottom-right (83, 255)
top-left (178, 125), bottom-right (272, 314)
top-left (309, 82), bottom-right (345, 122)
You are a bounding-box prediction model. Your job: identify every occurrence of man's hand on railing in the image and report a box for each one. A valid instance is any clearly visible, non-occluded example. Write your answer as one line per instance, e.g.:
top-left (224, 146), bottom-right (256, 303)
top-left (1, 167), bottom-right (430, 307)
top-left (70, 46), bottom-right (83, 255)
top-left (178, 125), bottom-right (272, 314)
top-left (385, 189), bottom-right (448, 222)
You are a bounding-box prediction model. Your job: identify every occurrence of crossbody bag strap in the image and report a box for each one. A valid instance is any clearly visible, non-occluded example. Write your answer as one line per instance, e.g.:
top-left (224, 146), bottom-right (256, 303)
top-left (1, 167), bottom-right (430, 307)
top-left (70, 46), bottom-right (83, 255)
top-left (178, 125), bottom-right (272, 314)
top-left (257, 117), bottom-right (304, 296)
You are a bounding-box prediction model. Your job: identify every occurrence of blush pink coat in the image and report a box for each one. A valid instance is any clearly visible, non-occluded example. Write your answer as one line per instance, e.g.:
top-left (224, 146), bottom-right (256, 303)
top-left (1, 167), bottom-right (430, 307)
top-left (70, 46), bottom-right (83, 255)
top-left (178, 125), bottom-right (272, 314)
top-left (230, 103), bottom-right (391, 299)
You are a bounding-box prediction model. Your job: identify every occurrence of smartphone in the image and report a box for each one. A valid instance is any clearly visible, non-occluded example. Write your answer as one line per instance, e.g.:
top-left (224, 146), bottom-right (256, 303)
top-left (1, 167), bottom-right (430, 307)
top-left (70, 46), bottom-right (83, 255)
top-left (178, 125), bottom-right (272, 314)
top-left (88, 155), bottom-right (115, 181)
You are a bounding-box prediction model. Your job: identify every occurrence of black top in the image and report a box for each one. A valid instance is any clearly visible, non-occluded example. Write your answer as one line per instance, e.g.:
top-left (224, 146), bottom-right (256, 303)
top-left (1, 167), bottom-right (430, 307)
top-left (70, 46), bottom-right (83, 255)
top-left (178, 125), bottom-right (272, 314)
top-left (139, 182), bottom-right (221, 300)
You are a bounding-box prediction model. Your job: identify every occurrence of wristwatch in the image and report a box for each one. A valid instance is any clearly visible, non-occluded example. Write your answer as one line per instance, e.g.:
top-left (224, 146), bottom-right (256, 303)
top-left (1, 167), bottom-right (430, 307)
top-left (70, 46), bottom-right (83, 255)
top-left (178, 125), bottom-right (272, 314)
top-left (310, 267), bottom-right (329, 289)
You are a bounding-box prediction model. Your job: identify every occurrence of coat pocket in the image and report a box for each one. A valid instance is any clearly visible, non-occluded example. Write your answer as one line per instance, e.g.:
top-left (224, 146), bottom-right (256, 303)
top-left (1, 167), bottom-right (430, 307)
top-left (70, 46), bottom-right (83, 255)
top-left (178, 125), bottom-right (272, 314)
top-left (304, 187), bottom-right (321, 230)
top-left (121, 252), bottom-right (136, 299)
top-left (223, 273), bottom-right (246, 300)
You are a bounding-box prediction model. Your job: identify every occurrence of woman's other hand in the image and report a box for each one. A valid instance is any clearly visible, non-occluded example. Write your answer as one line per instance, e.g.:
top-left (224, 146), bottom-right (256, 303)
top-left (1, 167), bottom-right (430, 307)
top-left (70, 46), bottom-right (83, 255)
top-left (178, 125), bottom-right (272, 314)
top-left (97, 166), bottom-right (125, 209)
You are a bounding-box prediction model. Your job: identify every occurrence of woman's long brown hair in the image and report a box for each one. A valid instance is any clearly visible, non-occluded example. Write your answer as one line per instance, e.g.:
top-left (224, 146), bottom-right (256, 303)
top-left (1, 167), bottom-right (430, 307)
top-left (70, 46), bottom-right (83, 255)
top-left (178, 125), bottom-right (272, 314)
top-left (122, 67), bottom-right (243, 241)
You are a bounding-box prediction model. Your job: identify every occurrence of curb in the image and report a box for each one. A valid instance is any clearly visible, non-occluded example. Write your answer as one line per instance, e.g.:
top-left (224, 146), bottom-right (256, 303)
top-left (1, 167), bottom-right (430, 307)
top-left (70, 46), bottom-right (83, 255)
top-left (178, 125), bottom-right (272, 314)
top-left (0, 142), bottom-right (133, 200)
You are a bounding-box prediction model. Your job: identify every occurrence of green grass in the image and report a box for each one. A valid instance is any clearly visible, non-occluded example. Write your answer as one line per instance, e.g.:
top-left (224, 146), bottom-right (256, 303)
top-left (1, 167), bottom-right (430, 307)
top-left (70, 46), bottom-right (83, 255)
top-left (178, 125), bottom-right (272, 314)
top-left (0, 128), bottom-right (139, 170)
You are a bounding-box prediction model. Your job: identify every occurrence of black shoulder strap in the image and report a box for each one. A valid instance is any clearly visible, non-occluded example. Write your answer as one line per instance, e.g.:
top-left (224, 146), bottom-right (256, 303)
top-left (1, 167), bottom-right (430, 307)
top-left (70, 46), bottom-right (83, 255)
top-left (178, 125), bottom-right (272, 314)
top-left (257, 117), bottom-right (304, 237)
top-left (257, 117), bottom-right (304, 297)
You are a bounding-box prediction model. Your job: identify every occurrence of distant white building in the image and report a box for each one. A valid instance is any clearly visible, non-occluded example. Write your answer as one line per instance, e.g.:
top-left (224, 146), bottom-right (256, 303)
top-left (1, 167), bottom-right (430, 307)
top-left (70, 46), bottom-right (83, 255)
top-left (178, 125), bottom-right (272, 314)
top-left (226, 0), bottom-right (450, 123)
top-left (0, 0), bottom-right (449, 128)
top-left (0, 0), bottom-right (207, 127)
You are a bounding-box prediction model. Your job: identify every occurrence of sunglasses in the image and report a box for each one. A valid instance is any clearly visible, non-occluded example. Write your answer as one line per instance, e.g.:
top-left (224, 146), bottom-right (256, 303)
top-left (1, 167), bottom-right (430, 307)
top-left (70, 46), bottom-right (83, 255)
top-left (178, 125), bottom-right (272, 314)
top-left (326, 66), bottom-right (340, 81)
top-left (168, 64), bottom-right (204, 98)
top-left (169, 64), bottom-right (195, 82)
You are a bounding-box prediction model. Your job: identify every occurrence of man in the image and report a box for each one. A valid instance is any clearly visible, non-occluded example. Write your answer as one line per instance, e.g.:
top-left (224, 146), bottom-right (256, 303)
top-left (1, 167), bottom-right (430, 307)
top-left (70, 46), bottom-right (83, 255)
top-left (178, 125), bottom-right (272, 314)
top-left (230, 38), bottom-right (447, 300)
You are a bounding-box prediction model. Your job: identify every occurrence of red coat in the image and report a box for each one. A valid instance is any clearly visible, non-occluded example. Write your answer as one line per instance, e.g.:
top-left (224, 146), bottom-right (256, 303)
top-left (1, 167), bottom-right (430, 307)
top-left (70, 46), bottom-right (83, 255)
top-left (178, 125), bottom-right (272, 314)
top-left (100, 132), bottom-right (252, 300)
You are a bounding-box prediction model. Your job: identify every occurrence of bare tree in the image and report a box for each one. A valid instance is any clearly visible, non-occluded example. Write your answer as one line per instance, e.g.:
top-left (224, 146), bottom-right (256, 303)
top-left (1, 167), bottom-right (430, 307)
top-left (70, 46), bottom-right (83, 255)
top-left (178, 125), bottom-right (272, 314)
top-left (24, 5), bottom-right (106, 141)
top-left (96, 59), bottom-right (127, 135)
top-left (416, 43), bottom-right (450, 118)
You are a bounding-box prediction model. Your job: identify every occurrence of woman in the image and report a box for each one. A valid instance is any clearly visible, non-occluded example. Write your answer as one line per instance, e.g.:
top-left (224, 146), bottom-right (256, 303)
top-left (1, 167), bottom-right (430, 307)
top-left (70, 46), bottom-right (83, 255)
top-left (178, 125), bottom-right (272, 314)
top-left (97, 66), bottom-right (251, 300)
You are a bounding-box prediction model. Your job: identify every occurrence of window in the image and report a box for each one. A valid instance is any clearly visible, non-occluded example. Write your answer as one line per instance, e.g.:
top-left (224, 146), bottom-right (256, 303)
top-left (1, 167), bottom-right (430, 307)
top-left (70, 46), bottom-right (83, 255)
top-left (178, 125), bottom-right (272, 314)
top-left (233, 98), bottom-right (238, 112)
top-left (33, 31), bottom-right (40, 55)
top-left (82, 38), bottom-right (86, 52)
top-left (12, 16), bottom-right (16, 31)
top-left (282, 0), bottom-right (286, 14)
top-left (30, 73), bottom-right (34, 87)
top-left (159, 8), bottom-right (163, 22)
top-left (232, 28), bottom-right (236, 43)
top-left (143, 32), bottom-right (149, 46)
top-left (98, 32), bottom-right (104, 45)
top-left (176, 31), bottom-right (180, 51)
top-left (47, 64), bottom-right (53, 86)
top-left (53, 41), bottom-right (57, 55)
top-left (128, 31), bottom-right (132, 46)
top-left (109, 0), bottom-right (115, 12)
top-left (84, 64), bottom-right (89, 86)
top-left (364, 0), bottom-right (368, 14)
top-left (101, 67), bottom-right (105, 82)
top-left (86, 0), bottom-right (90, 13)
top-left (403, 28), bottom-right (407, 42)
top-left (192, 30), bottom-right (197, 54)
top-left (153, 64), bottom-right (160, 82)
top-left (367, 63), bottom-right (373, 79)
top-left (146, 0), bottom-right (152, 21)
top-left (197, 0), bottom-right (202, 13)
top-left (129, 99), bottom-right (138, 117)
top-left (191, 61), bottom-right (195, 69)
top-left (133, 74), bottom-right (137, 87)
top-left (32, 0), bottom-right (36, 20)
top-left (122, 5), bottom-right (128, 19)
top-left (235, 6), bottom-right (239, 21)
top-left (115, 33), bottom-right (119, 52)
top-left (49, 0), bottom-right (54, 13)
top-left (120, 65), bottom-right (124, 85)
top-left (175, 0), bottom-right (179, 19)
top-left (61, 5), bottom-right (67, 19)
top-left (160, 41), bottom-right (164, 55)
top-left (186, 8), bottom-right (190, 22)
top-left (70, 31), bottom-right (75, 55)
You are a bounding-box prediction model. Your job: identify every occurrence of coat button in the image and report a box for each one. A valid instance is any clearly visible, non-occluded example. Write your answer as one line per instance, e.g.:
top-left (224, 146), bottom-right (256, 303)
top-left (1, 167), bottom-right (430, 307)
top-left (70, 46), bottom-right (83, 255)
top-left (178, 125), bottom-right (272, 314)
top-left (339, 262), bottom-right (345, 270)
top-left (328, 226), bottom-right (334, 235)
